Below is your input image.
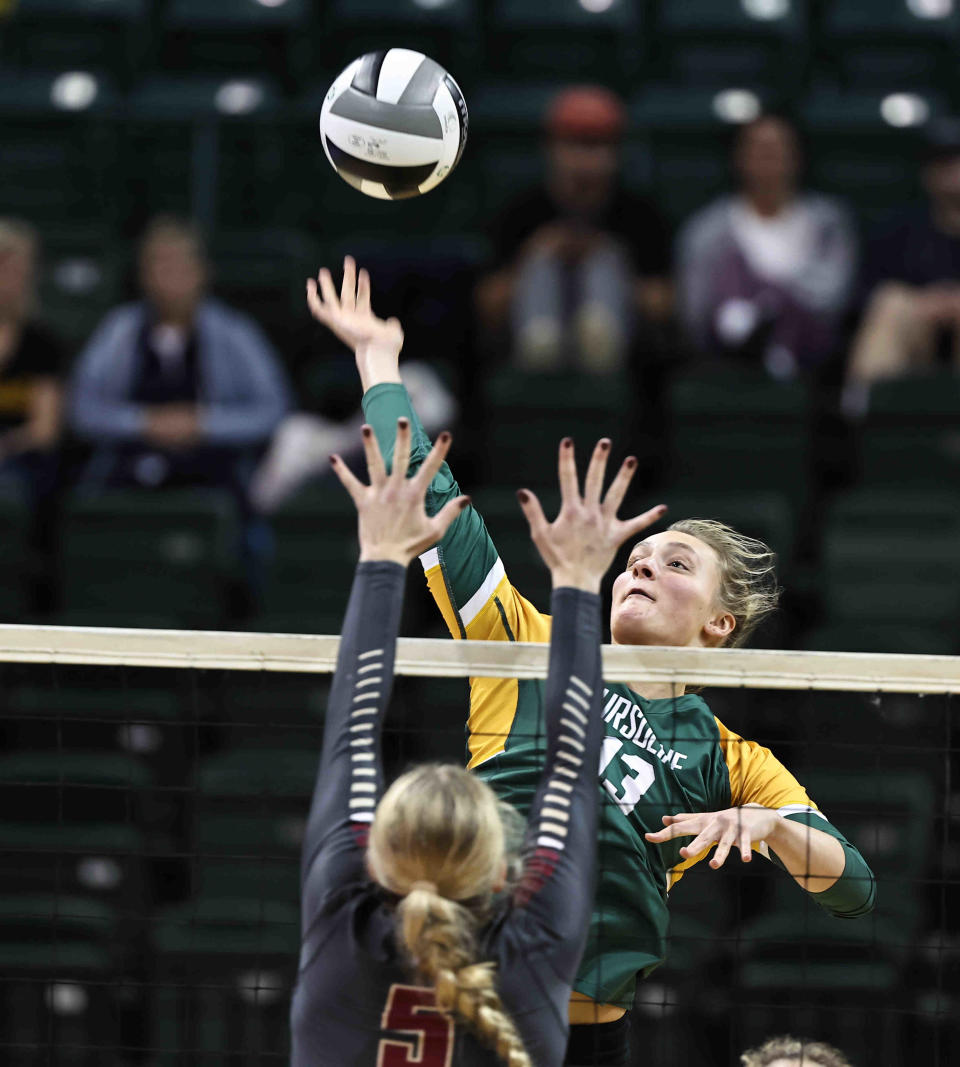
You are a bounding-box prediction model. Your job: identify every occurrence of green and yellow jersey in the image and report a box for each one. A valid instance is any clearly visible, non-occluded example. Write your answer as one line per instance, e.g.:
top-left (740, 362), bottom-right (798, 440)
top-left (362, 382), bottom-right (876, 1009)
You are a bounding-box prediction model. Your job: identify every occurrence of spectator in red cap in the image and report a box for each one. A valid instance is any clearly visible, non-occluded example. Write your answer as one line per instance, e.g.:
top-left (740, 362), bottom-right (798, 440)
top-left (475, 85), bottom-right (673, 375)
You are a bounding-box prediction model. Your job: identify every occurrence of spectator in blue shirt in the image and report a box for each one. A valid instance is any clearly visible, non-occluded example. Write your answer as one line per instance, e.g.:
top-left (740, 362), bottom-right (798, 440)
top-left (69, 216), bottom-right (290, 498)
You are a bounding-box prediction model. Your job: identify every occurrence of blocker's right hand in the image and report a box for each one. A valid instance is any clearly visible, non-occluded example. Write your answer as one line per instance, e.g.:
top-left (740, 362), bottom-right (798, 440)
top-left (307, 256), bottom-right (404, 391)
top-left (517, 438), bottom-right (667, 594)
top-left (331, 417), bottom-right (469, 568)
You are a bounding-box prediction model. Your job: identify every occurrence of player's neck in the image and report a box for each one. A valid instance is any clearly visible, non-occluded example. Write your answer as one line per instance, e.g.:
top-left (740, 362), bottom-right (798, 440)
top-left (626, 680), bottom-right (687, 701)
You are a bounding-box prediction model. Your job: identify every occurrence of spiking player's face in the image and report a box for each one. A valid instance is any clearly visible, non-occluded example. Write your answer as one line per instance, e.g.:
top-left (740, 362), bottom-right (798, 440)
top-left (610, 531), bottom-right (735, 649)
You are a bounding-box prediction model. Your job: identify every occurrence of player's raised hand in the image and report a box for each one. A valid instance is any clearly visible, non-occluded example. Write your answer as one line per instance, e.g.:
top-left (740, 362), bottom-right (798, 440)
top-left (306, 257), bottom-right (404, 391)
top-left (331, 417), bottom-right (469, 567)
top-left (517, 438), bottom-right (667, 594)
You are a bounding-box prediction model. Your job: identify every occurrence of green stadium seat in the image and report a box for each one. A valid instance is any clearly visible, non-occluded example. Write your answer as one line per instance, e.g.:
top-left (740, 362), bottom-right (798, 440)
top-left (161, 0), bottom-right (311, 87)
top-left (803, 621), bottom-right (957, 656)
top-left (821, 528), bottom-right (960, 624)
top-left (856, 374), bottom-right (960, 487)
top-left (487, 0), bottom-right (642, 86)
top-left (259, 486), bottom-right (359, 634)
top-left (820, 1), bottom-right (960, 92)
top-left (197, 747), bottom-right (318, 816)
top-left (0, 751), bottom-right (154, 828)
top-left (0, 70), bottom-right (122, 231)
top-left (59, 490), bottom-right (240, 628)
top-left (656, 0), bottom-right (807, 91)
top-left (0, 486), bottom-right (30, 621)
top-left (481, 370), bottom-right (631, 491)
top-left (0, 821), bottom-right (148, 921)
top-left (7, 0), bottom-right (147, 83)
top-left (326, 0), bottom-right (480, 80)
top-left (667, 371), bottom-right (811, 498)
top-left (150, 896), bottom-right (297, 1065)
top-left (191, 812), bottom-right (302, 904)
top-left (4, 685), bottom-right (184, 785)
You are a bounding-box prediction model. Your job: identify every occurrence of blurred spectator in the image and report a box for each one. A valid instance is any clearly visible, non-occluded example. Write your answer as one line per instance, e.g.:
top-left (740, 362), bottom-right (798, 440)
top-left (740, 1034), bottom-right (853, 1067)
top-left (0, 219), bottom-right (65, 502)
top-left (250, 359), bottom-right (457, 513)
top-left (678, 114), bottom-right (856, 380)
top-left (474, 85), bottom-right (673, 374)
top-left (844, 118), bottom-right (960, 415)
top-left (69, 217), bottom-right (290, 501)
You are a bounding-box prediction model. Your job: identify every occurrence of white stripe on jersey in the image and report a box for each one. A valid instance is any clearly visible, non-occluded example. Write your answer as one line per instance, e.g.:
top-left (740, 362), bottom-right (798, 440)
top-left (460, 557), bottom-right (506, 628)
top-left (779, 803), bottom-right (827, 820)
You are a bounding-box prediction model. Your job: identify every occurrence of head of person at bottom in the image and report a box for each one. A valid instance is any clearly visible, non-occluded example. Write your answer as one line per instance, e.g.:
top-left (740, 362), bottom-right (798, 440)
top-left (610, 518), bottom-right (779, 649)
top-left (741, 1034), bottom-right (853, 1067)
top-left (366, 763), bottom-right (530, 1067)
top-left (543, 85), bottom-right (627, 219)
top-left (138, 215), bottom-right (208, 327)
top-left (0, 218), bottom-right (39, 326)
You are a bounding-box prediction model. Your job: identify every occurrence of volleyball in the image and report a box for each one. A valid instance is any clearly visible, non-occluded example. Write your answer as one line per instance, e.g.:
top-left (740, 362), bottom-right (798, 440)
top-left (319, 49), bottom-right (468, 200)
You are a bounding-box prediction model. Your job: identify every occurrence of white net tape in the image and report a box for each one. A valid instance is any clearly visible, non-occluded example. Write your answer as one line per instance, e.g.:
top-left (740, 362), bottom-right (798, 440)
top-left (1, 624), bottom-right (959, 692)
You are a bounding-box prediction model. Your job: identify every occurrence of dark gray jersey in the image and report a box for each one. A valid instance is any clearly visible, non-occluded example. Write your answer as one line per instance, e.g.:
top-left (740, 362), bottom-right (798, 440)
top-left (290, 561), bottom-right (604, 1067)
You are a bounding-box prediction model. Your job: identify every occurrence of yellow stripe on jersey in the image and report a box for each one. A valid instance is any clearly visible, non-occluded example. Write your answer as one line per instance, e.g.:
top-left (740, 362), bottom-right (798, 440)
top-left (715, 716), bottom-right (823, 814)
top-left (421, 551), bottom-right (551, 768)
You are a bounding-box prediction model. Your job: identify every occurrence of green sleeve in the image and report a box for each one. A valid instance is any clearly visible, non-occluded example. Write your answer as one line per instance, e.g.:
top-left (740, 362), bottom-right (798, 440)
top-left (361, 383), bottom-right (514, 640)
top-left (773, 812), bottom-right (877, 919)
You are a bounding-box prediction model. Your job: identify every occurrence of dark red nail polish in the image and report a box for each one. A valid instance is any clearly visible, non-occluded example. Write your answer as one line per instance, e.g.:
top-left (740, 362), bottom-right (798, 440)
top-left (561, 437), bottom-right (572, 448)
top-left (625, 456), bottom-right (637, 469)
top-left (439, 431), bottom-right (451, 443)
top-left (516, 489), bottom-right (529, 504)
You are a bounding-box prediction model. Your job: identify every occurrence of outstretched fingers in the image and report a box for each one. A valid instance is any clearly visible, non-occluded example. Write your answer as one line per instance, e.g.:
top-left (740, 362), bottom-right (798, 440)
top-left (516, 488), bottom-right (549, 539)
top-left (391, 418), bottom-right (412, 482)
top-left (413, 430), bottom-right (453, 492)
top-left (619, 503), bottom-right (669, 545)
top-left (305, 278), bottom-right (328, 323)
top-left (583, 438), bottom-right (611, 506)
top-left (317, 266), bottom-right (339, 309)
top-left (557, 437), bottom-right (579, 506)
top-left (341, 256), bottom-right (356, 311)
top-left (360, 425), bottom-right (387, 485)
top-left (601, 454), bottom-right (638, 518)
top-left (356, 267), bottom-right (371, 314)
top-left (329, 453), bottom-right (365, 506)
top-left (430, 494), bottom-right (472, 542)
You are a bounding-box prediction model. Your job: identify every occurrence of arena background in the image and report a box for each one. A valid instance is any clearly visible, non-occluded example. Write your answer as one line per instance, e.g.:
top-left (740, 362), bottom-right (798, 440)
top-left (0, 1), bottom-right (958, 1065)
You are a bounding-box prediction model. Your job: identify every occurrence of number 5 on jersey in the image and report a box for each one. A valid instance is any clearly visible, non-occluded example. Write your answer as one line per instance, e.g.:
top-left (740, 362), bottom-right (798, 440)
top-left (378, 985), bottom-right (453, 1066)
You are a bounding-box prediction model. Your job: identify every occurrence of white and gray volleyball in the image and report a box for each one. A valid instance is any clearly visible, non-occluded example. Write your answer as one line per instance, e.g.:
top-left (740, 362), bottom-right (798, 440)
top-left (319, 49), bottom-right (468, 200)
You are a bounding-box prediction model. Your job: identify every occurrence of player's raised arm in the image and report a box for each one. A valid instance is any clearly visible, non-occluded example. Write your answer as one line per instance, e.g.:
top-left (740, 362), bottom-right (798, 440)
top-left (511, 439), bottom-right (666, 939)
top-left (299, 419), bottom-right (469, 925)
top-left (308, 258), bottom-right (532, 646)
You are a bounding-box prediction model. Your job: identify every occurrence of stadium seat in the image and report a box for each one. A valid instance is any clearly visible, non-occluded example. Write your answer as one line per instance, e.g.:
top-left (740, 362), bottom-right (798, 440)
top-left (848, 375), bottom-right (960, 488)
top-left (7, 0), bottom-right (147, 84)
top-left (481, 370), bottom-right (631, 491)
top-left (196, 747), bottom-right (318, 818)
top-left (666, 371), bottom-right (811, 498)
top-left (0, 70), bottom-right (123, 232)
top-left (326, 0), bottom-right (480, 79)
top-left (4, 685), bottom-right (184, 786)
top-left (803, 622), bottom-right (958, 656)
top-left (820, 0), bottom-right (960, 93)
top-left (800, 87), bottom-right (945, 222)
top-left (124, 74), bottom-right (284, 233)
top-left (487, 0), bottom-right (642, 87)
top-left (149, 897), bottom-right (298, 1065)
top-left (59, 490), bottom-right (240, 629)
top-left (0, 821), bottom-right (148, 922)
top-left (160, 0), bottom-right (311, 87)
top-left (190, 812), bottom-right (301, 904)
top-left (0, 486), bottom-right (30, 621)
top-left (655, 0), bottom-right (808, 91)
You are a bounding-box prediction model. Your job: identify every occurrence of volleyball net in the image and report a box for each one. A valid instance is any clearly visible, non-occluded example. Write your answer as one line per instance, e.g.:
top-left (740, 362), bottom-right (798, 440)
top-left (0, 624), bottom-right (955, 1067)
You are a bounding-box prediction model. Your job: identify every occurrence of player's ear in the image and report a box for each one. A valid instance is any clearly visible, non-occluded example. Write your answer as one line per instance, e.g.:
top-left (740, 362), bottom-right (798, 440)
top-left (491, 858), bottom-right (508, 894)
top-left (704, 611), bottom-right (735, 645)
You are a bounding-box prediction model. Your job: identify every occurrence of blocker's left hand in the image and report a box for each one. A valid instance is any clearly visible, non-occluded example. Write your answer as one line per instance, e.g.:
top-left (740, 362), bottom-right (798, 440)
top-left (644, 805), bottom-right (784, 869)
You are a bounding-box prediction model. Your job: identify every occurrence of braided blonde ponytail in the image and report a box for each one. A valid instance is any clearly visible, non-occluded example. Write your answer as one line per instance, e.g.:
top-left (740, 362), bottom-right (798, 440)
top-left (397, 888), bottom-right (531, 1067)
top-left (368, 765), bottom-right (532, 1067)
